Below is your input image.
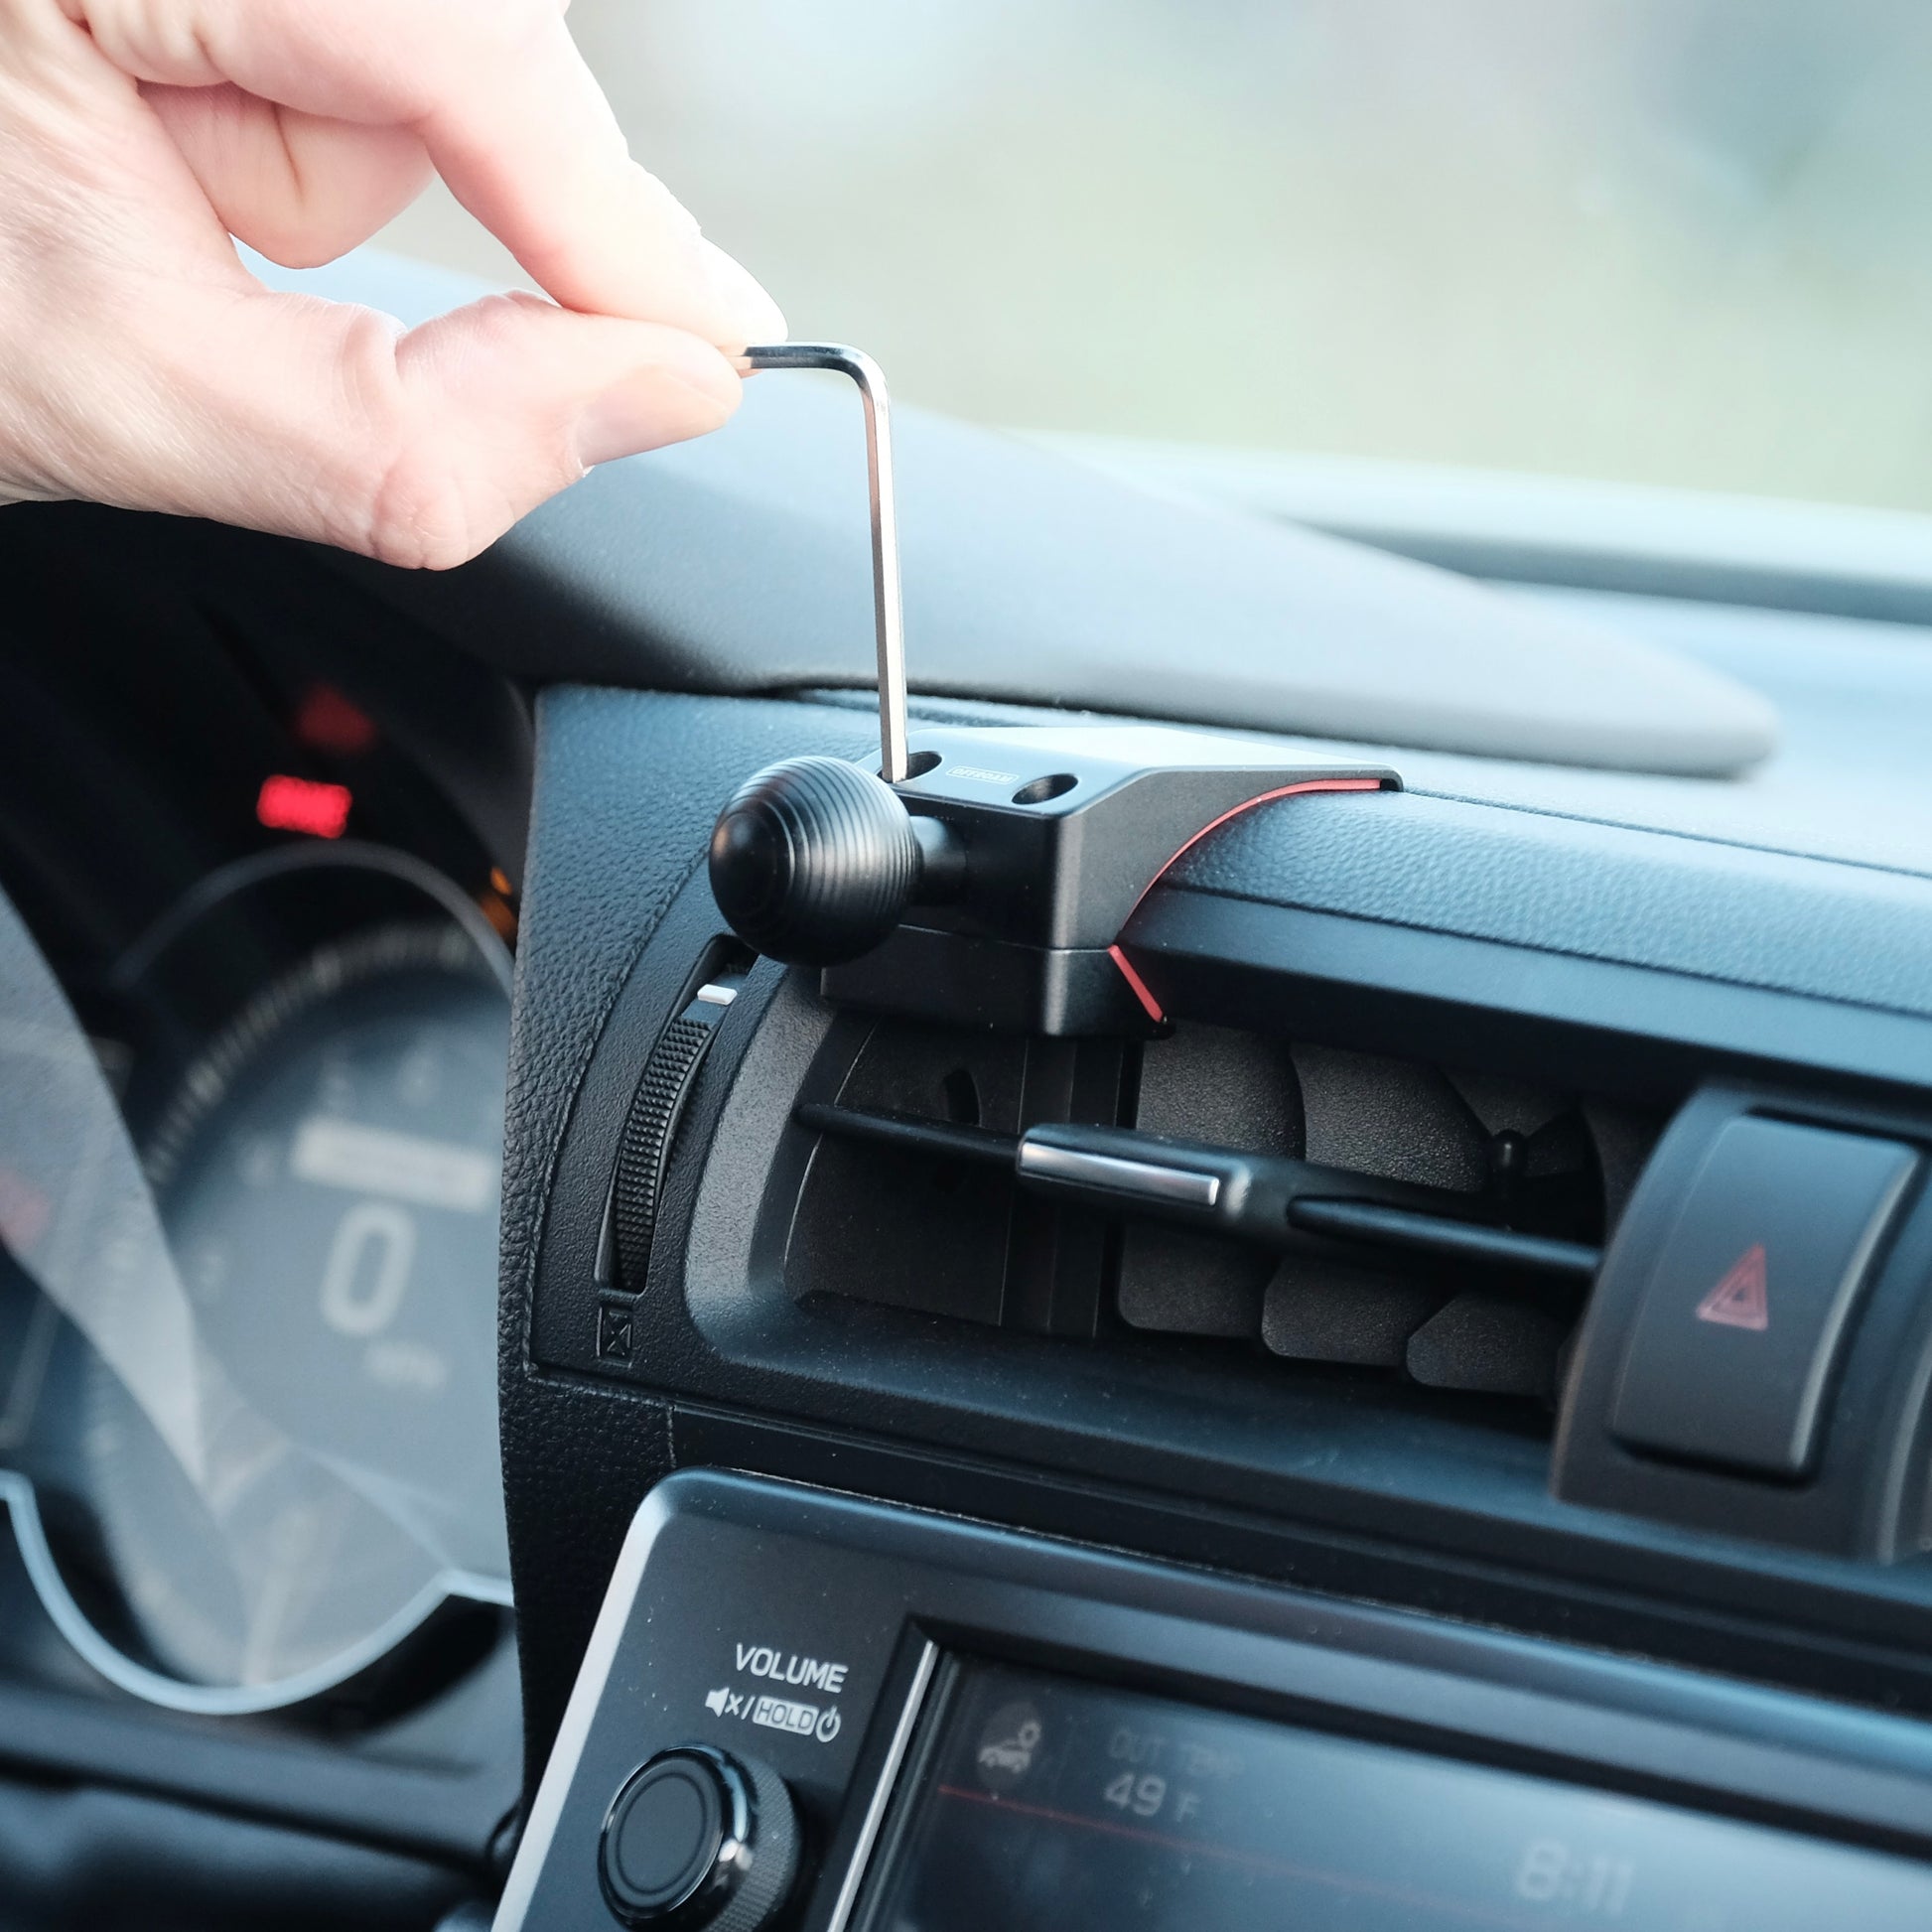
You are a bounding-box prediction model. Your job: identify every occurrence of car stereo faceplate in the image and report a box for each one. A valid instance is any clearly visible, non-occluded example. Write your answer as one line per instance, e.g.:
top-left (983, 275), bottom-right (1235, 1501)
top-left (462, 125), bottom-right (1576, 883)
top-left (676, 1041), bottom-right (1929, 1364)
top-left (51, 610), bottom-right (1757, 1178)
top-left (495, 1472), bottom-right (1932, 1932)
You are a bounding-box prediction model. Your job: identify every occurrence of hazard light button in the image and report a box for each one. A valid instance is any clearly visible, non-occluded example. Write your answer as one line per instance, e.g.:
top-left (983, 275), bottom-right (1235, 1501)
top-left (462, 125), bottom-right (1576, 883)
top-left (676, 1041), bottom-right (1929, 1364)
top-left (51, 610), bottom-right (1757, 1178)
top-left (1610, 1118), bottom-right (1917, 1479)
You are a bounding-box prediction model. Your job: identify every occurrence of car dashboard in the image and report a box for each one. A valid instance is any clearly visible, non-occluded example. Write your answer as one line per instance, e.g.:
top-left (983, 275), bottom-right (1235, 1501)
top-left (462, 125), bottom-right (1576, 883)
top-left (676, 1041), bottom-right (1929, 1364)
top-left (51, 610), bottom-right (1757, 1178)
top-left (0, 552), bottom-right (529, 1927)
top-left (7, 262), bottom-right (1932, 1930)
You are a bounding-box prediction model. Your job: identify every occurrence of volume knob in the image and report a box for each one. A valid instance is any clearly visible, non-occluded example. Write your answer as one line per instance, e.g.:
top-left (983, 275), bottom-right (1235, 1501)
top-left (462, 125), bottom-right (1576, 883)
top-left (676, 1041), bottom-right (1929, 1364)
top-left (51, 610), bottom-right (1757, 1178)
top-left (598, 1745), bottom-right (799, 1932)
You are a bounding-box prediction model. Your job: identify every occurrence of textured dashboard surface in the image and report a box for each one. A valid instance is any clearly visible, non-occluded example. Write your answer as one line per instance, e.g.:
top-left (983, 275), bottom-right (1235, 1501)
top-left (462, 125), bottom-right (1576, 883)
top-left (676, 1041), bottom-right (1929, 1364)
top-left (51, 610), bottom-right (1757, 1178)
top-left (1169, 786), bottom-right (1932, 1023)
top-left (497, 687), bottom-right (869, 1779)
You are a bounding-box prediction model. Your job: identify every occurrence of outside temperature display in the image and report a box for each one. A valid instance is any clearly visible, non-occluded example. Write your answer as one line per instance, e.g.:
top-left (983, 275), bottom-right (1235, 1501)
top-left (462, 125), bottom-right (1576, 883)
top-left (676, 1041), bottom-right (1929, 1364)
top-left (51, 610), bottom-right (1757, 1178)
top-left (863, 1662), bottom-right (1932, 1931)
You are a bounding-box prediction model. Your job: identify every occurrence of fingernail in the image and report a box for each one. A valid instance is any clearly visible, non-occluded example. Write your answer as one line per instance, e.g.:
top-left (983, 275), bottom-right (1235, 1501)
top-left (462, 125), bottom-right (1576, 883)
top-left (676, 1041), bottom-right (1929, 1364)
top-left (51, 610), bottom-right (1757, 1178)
top-left (575, 336), bottom-right (742, 469)
top-left (699, 238), bottom-right (787, 350)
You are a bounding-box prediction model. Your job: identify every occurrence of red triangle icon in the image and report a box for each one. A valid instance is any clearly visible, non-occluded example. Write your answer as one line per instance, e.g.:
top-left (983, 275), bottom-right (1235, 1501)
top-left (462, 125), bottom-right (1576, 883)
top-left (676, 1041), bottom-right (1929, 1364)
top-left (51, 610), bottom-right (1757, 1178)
top-left (1696, 1243), bottom-right (1769, 1331)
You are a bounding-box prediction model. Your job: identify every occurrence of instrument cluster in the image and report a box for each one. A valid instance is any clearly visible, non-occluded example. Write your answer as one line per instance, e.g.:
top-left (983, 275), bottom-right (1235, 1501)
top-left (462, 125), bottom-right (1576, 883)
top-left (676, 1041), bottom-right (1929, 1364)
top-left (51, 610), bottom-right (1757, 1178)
top-left (0, 611), bottom-right (527, 1738)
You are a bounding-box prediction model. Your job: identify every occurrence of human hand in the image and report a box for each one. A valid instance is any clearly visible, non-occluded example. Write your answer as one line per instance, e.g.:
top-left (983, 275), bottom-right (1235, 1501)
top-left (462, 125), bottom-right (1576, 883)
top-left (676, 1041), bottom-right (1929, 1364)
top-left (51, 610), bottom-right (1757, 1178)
top-left (0, 0), bottom-right (784, 566)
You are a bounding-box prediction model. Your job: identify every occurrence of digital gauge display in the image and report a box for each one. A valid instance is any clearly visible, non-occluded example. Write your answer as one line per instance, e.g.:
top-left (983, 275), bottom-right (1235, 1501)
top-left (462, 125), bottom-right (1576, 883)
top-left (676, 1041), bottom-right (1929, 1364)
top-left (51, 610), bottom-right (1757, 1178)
top-left (864, 1662), bottom-right (1932, 1931)
top-left (80, 921), bottom-right (511, 1691)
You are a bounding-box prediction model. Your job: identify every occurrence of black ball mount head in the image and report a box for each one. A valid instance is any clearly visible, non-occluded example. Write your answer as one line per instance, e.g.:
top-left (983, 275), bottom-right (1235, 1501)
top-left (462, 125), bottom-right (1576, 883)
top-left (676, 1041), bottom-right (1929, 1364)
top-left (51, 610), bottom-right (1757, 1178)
top-left (709, 345), bottom-right (1400, 1035)
top-left (709, 754), bottom-right (963, 967)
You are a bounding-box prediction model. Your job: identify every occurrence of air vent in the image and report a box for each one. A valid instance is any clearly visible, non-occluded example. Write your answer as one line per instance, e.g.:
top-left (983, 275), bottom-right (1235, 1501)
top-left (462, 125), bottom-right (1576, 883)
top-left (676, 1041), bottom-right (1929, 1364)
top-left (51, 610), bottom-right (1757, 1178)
top-left (785, 1020), bottom-right (1663, 1415)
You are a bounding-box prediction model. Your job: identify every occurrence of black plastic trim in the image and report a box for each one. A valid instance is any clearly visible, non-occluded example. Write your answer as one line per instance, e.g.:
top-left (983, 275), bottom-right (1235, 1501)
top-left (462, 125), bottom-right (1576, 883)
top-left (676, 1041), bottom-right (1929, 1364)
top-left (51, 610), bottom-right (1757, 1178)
top-left (1126, 890), bottom-right (1932, 1103)
top-left (502, 1470), bottom-right (1932, 1932)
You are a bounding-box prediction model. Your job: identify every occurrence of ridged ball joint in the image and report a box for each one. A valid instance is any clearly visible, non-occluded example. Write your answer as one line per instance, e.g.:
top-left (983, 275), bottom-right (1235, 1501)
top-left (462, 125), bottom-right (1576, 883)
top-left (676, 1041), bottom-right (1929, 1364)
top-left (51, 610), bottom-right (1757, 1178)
top-left (708, 756), bottom-right (919, 967)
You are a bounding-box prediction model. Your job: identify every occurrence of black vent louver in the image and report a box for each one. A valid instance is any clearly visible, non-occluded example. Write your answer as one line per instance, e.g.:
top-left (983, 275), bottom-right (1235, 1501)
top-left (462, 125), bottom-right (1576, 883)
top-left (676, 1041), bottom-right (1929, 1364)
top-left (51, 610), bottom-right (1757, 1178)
top-left (1124, 1030), bottom-right (1631, 1401)
top-left (785, 1019), bottom-right (1662, 1416)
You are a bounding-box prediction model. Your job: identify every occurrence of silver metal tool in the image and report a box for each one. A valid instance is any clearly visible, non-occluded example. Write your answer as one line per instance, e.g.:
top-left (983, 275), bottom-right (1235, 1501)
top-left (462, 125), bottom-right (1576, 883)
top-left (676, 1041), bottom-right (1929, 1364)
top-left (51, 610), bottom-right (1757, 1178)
top-left (741, 345), bottom-right (908, 783)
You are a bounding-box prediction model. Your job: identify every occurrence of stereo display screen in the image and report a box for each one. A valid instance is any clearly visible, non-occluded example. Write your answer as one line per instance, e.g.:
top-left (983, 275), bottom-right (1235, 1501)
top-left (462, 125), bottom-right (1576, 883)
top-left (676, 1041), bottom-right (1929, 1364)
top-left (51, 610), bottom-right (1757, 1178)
top-left (862, 1661), bottom-right (1932, 1930)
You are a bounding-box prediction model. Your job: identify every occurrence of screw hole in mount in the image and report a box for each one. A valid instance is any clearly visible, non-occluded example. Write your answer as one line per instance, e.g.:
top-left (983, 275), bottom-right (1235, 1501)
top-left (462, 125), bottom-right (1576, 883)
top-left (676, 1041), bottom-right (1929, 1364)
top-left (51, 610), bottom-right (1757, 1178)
top-left (891, 750), bottom-right (943, 781)
top-left (1012, 771), bottom-right (1078, 806)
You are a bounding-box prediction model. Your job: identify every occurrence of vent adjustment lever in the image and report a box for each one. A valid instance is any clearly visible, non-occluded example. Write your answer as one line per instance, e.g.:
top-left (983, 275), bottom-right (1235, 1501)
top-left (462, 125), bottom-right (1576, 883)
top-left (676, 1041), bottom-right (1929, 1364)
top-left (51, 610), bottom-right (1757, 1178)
top-left (795, 1104), bottom-right (1602, 1290)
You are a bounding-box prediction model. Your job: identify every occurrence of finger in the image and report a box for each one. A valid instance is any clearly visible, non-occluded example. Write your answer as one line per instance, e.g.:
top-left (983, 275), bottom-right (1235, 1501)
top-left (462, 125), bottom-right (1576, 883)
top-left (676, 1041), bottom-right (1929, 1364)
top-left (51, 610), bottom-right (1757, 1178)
top-left (32, 285), bottom-right (743, 567)
top-left (143, 82), bottom-right (432, 267)
top-left (65, 0), bottom-right (786, 348)
top-left (409, 11), bottom-right (786, 346)
top-left (269, 290), bottom-right (747, 565)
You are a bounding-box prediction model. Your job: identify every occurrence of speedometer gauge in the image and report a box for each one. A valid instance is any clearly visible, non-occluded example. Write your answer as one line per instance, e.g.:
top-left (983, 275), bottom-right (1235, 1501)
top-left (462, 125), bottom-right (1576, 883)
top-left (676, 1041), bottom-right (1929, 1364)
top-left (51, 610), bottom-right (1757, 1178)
top-left (83, 921), bottom-right (510, 1690)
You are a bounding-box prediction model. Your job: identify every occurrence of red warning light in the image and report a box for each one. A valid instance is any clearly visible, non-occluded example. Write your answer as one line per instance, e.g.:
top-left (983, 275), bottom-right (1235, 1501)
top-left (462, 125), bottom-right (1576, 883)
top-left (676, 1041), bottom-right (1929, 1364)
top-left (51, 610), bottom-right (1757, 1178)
top-left (293, 684), bottom-right (377, 757)
top-left (1696, 1242), bottom-right (1769, 1331)
top-left (256, 773), bottom-right (352, 840)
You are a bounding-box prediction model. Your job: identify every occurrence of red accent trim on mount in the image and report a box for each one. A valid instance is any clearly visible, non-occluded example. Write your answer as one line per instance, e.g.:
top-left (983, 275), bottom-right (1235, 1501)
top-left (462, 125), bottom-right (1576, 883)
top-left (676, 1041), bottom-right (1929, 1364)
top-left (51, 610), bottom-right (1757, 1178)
top-left (1108, 776), bottom-right (1387, 1025)
top-left (1108, 944), bottom-right (1166, 1024)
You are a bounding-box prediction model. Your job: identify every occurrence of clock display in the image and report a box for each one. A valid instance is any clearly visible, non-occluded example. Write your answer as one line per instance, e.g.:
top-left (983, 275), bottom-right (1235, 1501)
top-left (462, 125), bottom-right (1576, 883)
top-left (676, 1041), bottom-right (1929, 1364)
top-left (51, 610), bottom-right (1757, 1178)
top-left (866, 1662), bottom-right (1932, 1931)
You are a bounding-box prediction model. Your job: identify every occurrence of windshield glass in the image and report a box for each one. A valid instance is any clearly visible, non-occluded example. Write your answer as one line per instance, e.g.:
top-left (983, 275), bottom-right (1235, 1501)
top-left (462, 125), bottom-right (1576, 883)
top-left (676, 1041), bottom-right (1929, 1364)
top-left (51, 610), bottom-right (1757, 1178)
top-left (382, 1), bottom-right (1932, 512)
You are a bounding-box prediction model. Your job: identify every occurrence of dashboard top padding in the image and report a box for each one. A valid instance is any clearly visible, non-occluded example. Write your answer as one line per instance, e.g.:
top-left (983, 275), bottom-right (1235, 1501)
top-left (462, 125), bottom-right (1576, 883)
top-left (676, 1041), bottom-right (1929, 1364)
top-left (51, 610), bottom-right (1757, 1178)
top-left (255, 250), bottom-right (1775, 778)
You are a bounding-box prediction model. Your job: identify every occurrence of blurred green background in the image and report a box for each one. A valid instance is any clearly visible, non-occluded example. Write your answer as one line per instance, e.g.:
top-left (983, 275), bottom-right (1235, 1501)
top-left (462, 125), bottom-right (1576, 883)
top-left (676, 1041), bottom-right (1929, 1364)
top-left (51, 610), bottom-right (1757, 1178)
top-left (380, 0), bottom-right (1932, 511)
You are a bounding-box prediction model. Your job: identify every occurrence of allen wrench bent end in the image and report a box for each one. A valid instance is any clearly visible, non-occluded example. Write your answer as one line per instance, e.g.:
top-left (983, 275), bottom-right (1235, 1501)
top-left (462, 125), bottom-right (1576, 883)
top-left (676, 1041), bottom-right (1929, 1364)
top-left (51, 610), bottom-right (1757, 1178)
top-left (741, 344), bottom-right (908, 784)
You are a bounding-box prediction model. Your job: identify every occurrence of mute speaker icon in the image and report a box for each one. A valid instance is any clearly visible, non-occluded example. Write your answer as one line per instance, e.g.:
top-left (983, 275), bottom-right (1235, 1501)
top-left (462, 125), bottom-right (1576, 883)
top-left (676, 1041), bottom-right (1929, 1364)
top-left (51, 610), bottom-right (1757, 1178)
top-left (704, 1687), bottom-right (731, 1718)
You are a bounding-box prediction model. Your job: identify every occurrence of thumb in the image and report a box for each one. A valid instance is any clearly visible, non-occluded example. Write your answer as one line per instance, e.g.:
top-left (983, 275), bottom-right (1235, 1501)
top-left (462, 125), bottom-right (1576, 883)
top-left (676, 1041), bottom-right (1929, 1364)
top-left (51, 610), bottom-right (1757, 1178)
top-left (28, 287), bottom-right (744, 568)
top-left (312, 291), bottom-right (748, 567)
